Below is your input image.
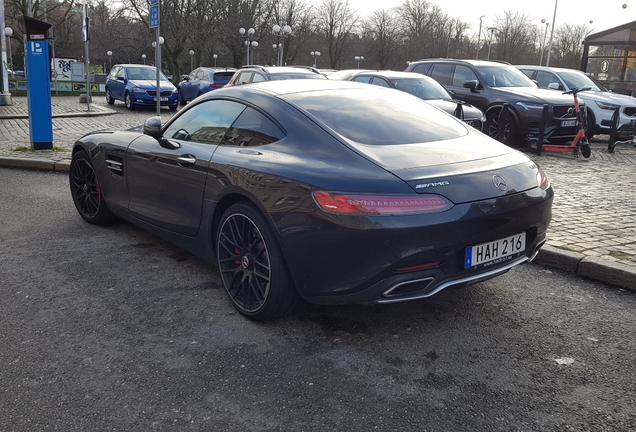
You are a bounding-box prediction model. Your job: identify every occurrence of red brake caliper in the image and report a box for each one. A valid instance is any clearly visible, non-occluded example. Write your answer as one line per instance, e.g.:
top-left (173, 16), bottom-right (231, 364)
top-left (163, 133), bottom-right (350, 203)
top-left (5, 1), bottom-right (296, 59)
top-left (235, 248), bottom-right (241, 265)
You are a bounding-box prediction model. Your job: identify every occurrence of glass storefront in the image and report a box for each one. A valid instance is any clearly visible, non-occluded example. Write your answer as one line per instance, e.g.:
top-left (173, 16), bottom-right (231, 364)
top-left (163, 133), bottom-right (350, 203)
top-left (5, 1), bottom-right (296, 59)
top-left (582, 23), bottom-right (636, 95)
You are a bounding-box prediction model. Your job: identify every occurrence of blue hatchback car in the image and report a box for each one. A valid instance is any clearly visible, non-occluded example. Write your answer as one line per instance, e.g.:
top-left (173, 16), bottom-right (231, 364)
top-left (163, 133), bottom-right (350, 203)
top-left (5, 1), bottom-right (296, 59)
top-left (105, 64), bottom-right (179, 111)
top-left (177, 67), bottom-right (236, 105)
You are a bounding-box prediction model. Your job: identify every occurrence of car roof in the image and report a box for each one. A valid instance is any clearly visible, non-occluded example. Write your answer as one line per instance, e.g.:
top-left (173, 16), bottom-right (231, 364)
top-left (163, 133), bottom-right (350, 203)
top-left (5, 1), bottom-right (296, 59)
top-left (115, 64), bottom-right (155, 68)
top-left (197, 67), bottom-right (237, 72)
top-left (515, 65), bottom-right (585, 74)
top-left (238, 65), bottom-right (322, 75)
top-left (412, 59), bottom-right (513, 67)
top-left (355, 70), bottom-right (435, 80)
top-left (209, 78), bottom-right (380, 98)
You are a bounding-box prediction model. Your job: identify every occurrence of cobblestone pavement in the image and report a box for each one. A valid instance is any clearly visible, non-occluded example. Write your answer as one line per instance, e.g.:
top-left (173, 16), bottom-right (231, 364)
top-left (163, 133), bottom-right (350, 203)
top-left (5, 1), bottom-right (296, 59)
top-left (1, 96), bottom-right (635, 271)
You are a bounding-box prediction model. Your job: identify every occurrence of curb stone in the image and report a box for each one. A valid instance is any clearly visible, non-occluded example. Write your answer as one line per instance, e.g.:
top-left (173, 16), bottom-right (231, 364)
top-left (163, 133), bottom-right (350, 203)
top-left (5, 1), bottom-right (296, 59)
top-left (535, 244), bottom-right (636, 292)
top-left (0, 157), bottom-right (70, 172)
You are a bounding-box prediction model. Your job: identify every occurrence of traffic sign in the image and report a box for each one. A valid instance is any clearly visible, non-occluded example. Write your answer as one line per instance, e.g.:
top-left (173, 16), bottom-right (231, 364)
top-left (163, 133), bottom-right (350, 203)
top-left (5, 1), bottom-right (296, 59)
top-left (149, 5), bottom-right (160, 28)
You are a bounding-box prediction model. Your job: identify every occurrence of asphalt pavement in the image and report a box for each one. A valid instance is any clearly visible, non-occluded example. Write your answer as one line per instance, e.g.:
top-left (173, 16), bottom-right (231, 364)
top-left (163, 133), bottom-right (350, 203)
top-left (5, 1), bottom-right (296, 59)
top-left (1, 96), bottom-right (635, 292)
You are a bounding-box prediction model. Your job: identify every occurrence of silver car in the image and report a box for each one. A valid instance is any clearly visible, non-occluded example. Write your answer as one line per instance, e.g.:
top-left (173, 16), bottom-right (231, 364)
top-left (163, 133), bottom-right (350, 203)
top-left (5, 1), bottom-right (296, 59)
top-left (517, 65), bottom-right (636, 140)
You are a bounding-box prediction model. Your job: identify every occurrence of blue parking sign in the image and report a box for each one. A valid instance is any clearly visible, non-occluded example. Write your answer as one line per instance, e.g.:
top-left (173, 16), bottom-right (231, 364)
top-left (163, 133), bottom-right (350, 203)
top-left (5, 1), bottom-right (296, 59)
top-left (149, 4), bottom-right (160, 28)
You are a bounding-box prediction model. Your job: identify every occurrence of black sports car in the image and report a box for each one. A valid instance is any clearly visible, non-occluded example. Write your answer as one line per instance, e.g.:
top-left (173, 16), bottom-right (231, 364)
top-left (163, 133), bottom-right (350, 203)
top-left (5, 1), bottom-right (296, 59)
top-left (70, 80), bottom-right (553, 321)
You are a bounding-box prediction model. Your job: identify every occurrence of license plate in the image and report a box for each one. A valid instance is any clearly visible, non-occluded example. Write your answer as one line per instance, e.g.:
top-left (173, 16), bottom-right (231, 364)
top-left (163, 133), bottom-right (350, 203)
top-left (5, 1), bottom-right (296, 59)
top-left (465, 232), bottom-right (526, 268)
top-left (154, 97), bottom-right (169, 101)
top-left (561, 119), bottom-right (577, 127)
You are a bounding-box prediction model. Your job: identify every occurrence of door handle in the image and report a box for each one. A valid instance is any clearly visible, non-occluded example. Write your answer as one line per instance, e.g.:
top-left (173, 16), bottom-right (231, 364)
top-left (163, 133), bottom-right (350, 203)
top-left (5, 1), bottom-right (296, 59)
top-left (177, 154), bottom-right (196, 167)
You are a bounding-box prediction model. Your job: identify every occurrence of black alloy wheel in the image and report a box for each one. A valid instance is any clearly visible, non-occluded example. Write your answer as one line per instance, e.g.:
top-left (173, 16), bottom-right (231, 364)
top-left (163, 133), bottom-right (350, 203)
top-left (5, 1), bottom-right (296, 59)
top-left (216, 203), bottom-right (302, 321)
top-left (486, 109), bottom-right (517, 146)
top-left (69, 151), bottom-right (114, 224)
top-left (105, 88), bottom-right (115, 105)
top-left (124, 92), bottom-right (135, 110)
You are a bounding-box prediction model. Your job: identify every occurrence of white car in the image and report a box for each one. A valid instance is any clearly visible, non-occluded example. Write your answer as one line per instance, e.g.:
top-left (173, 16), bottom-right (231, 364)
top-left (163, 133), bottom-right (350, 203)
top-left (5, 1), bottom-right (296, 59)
top-left (517, 65), bottom-right (636, 140)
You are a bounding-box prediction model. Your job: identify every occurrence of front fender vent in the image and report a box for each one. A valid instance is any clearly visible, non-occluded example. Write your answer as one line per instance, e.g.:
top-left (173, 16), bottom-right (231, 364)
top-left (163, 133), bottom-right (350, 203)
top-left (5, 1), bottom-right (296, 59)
top-left (106, 156), bottom-right (123, 177)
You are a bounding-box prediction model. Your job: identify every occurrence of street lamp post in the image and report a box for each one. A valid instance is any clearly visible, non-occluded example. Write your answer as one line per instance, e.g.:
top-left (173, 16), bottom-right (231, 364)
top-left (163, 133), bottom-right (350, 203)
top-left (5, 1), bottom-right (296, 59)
top-left (476, 15), bottom-right (485, 59)
top-left (272, 24), bottom-right (291, 66)
top-left (539, 19), bottom-right (550, 66)
top-left (251, 41), bottom-right (259, 64)
top-left (546, 0), bottom-right (558, 67)
top-left (107, 50), bottom-right (112, 71)
top-left (151, 36), bottom-right (164, 115)
top-left (355, 55), bottom-right (364, 69)
top-left (142, 53), bottom-right (146, 65)
top-left (189, 49), bottom-right (194, 71)
top-left (487, 28), bottom-right (496, 60)
top-left (213, 53), bottom-right (218, 67)
top-left (4, 27), bottom-right (13, 79)
top-left (239, 27), bottom-right (255, 65)
top-left (310, 51), bottom-right (321, 68)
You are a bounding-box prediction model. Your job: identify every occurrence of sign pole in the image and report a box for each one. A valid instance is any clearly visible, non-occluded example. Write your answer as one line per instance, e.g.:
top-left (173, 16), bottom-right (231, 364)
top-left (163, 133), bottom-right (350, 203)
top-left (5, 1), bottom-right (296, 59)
top-left (149, 0), bottom-right (160, 116)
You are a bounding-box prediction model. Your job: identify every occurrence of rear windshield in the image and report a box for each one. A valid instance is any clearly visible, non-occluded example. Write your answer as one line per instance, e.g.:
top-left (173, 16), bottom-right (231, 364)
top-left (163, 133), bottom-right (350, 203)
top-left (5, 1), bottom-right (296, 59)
top-left (212, 72), bottom-right (235, 83)
top-left (286, 88), bottom-right (467, 145)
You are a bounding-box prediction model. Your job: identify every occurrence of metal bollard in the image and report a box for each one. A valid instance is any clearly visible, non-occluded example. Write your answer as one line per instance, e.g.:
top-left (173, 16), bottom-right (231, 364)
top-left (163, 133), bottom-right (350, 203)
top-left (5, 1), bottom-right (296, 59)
top-left (608, 107), bottom-right (619, 153)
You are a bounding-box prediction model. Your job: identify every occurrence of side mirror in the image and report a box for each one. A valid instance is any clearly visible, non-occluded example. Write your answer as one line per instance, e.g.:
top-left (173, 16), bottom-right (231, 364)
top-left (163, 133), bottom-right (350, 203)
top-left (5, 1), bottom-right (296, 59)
top-left (181, 75), bottom-right (189, 81)
top-left (117, 76), bottom-right (125, 81)
top-left (448, 89), bottom-right (456, 97)
top-left (167, 77), bottom-right (173, 82)
top-left (547, 82), bottom-right (560, 90)
top-left (143, 116), bottom-right (163, 139)
top-left (463, 80), bottom-right (480, 93)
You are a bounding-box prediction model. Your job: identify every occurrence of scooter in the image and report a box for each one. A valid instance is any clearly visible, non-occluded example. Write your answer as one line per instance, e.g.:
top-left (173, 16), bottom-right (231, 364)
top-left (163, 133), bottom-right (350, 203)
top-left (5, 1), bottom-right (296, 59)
top-left (526, 87), bottom-right (592, 158)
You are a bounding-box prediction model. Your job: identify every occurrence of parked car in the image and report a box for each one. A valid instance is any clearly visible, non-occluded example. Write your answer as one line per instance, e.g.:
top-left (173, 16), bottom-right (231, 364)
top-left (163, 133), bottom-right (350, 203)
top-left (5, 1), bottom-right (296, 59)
top-left (69, 79), bottom-right (552, 321)
top-left (177, 67), bottom-right (236, 105)
top-left (326, 69), bottom-right (373, 81)
top-left (225, 65), bottom-right (327, 86)
top-left (105, 64), bottom-right (179, 111)
top-left (517, 65), bottom-right (636, 140)
top-left (332, 70), bottom-right (486, 131)
top-left (405, 59), bottom-right (583, 146)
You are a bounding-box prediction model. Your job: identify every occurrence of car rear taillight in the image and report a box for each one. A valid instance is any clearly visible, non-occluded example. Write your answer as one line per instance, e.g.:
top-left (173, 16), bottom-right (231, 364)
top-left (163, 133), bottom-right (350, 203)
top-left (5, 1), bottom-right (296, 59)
top-left (210, 83), bottom-right (224, 88)
top-left (313, 191), bottom-right (453, 215)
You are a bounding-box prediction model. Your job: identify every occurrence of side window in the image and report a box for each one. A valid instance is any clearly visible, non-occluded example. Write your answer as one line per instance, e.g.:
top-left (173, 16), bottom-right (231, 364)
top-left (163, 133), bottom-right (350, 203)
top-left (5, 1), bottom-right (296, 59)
top-left (452, 65), bottom-right (479, 87)
top-left (412, 63), bottom-right (431, 76)
top-left (163, 100), bottom-right (246, 145)
top-left (237, 72), bottom-right (253, 85)
top-left (188, 69), bottom-right (197, 80)
top-left (371, 77), bottom-right (391, 88)
top-left (535, 71), bottom-right (560, 89)
top-left (520, 70), bottom-right (534, 79)
top-left (196, 70), bottom-right (208, 80)
top-left (430, 63), bottom-right (453, 86)
top-left (353, 76), bottom-right (372, 83)
top-left (221, 107), bottom-right (286, 147)
top-left (251, 73), bottom-right (266, 82)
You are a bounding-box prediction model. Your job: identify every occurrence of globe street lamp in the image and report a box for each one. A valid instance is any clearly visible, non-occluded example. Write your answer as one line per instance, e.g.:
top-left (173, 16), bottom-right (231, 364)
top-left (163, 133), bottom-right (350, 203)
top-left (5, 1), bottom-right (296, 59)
top-left (355, 55), bottom-right (364, 69)
top-left (189, 49), bottom-right (195, 71)
top-left (310, 51), bottom-right (321, 68)
top-left (107, 50), bottom-right (112, 71)
top-left (142, 53), bottom-right (146, 65)
top-left (4, 27), bottom-right (13, 79)
top-left (239, 27), bottom-right (255, 65)
top-left (213, 53), bottom-right (218, 67)
top-left (273, 24), bottom-right (291, 66)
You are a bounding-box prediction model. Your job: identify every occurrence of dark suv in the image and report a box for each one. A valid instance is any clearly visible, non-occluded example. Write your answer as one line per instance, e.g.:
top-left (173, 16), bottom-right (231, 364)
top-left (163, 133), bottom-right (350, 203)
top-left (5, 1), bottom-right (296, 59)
top-left (226, 66), bottom-right (327, 86)
top-left (405, 59), bottom-right (582, 146)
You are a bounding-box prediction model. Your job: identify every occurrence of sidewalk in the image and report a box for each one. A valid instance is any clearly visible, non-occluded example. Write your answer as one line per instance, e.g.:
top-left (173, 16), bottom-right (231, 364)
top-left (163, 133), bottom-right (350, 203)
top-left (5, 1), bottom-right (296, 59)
top-left (1, 96), bottom-right (635, 292)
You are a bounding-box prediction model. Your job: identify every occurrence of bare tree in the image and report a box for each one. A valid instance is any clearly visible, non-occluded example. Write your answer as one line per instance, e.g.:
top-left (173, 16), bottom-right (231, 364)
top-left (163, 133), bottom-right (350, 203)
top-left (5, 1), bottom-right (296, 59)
top-left (550, 23), bottom-right (592, 69)
top-left (362, 8), bottom-right (401, 70)
top-left (491, 11), bottom-right (537, 64)
top-left (316, 0), bottom-right (358, 69)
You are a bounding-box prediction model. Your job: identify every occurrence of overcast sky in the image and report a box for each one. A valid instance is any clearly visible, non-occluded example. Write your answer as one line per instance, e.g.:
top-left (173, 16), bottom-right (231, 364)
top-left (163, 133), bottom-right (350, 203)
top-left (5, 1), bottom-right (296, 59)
top-left (347, 0), bottom-right (633, 36)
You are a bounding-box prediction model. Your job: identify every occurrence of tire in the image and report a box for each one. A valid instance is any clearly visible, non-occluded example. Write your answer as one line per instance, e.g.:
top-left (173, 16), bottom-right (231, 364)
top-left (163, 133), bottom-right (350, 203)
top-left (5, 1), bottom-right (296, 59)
top-left (124, 92), bottom-right (135, 110)
top-left (486, 108), bottom-right (517, 146)
top-left (216, 202), bottom-right (303, 321)
top-left (69, 150), bottom-right (115, 225)
top-left (580, 140), bottom-right (591, 158)
top-left (178, 91), bottom-right (187, 106)
top-left (169, 104), bottom-right (178, 111)
top-left (105, 88), bottom-right (115, 105)
top-left (585, 110), bottom-right (595, 140)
